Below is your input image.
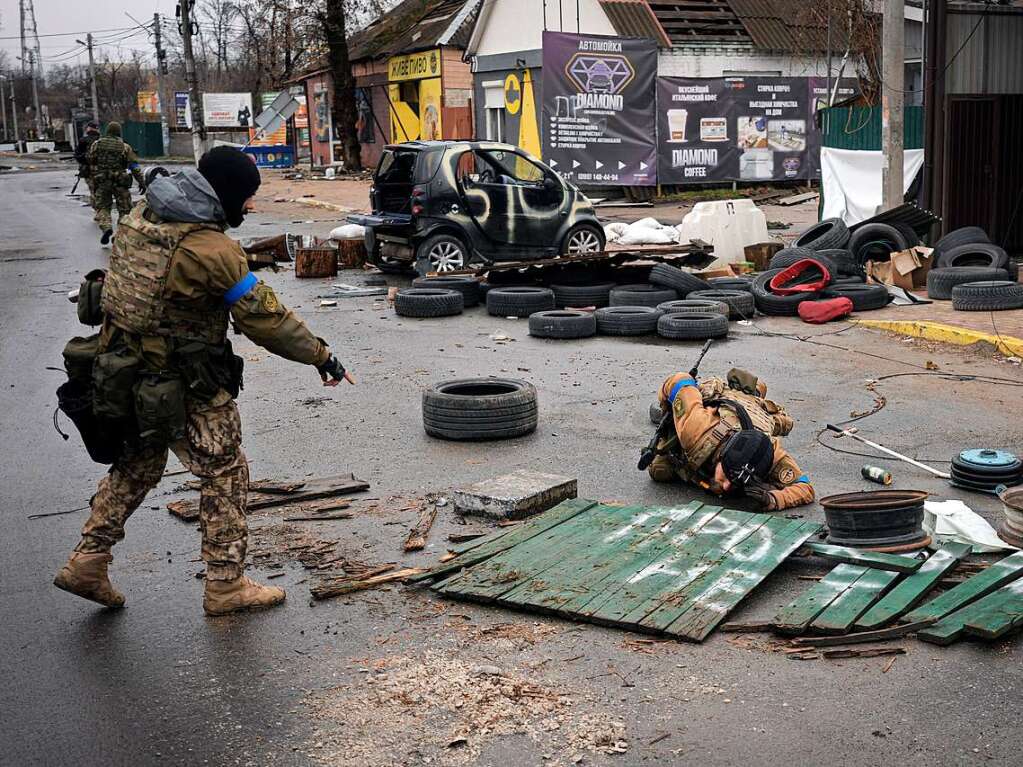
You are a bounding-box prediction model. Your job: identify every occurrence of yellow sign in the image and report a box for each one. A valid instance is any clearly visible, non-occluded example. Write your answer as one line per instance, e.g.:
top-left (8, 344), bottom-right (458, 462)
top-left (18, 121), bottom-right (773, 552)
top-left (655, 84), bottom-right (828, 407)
top-left (137, 90), bottom-right (160, 114)
top-left (504, 73), bottom-right (521, 115)
top-left (388, 49), bottom-right (441, 82)
top-left (419, 78), bottom-right (443, 140)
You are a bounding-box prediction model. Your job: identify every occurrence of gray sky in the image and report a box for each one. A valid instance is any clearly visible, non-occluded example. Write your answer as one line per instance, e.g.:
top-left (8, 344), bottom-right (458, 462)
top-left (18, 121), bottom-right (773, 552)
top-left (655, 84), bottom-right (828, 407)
top-left (0, 0), bottom-right (179, 70)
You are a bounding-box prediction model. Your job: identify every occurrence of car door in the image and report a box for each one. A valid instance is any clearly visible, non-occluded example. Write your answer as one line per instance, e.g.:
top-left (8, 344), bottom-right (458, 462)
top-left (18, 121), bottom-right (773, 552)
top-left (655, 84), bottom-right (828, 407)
top-left (478, 149), bottom-right (565, 253)
top-left (453, 150), bottom-right (515, 247)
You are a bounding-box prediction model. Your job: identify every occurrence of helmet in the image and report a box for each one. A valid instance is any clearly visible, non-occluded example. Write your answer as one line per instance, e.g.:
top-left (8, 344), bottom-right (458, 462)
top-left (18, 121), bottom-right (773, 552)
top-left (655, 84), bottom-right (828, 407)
top-left (720, 429), bottom-right (773, 486)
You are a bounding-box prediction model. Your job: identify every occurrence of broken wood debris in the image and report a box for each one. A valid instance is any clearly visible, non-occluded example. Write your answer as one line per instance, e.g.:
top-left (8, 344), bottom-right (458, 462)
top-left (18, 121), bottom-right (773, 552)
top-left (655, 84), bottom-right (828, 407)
top-left (822, 646), bottom-right (905, 660)
top-left (404, 503), bottom-right (438, 552)
top-left (168, 474), bottom-right (369, 521)
top-left (788, 620), bottom-right (936, 647)
top-left (802, 542), bottom-right (923, 574)
top-left (310, 566), bottom-right (424, 601)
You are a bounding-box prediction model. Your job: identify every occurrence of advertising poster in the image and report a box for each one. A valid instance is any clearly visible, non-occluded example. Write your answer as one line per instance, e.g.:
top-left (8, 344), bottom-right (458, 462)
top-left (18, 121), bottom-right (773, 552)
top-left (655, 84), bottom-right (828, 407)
top-left (175, 91), bottom-right (192, 128)
top-left (313, 89), bottom-right (331, 144)
top-left (419, 78), bottom-right (443, 141)
top-left (250, 92), bottom-right (288, 146)
top-left (202, 92), bottom-right (254, 128)
top-left (137, 91), bottom-right (160, 115)
top-left (293, 94), bottom-right (310, 148)
top-left (354, 88), bottom-right (375, 144)
top-left (541, 31), bottom-right (657, 187)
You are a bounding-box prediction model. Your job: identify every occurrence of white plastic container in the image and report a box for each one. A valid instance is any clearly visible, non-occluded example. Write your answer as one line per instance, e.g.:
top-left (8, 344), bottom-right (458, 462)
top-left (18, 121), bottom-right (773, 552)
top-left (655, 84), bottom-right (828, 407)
top-left (676, 199), bottom-right (769, 269)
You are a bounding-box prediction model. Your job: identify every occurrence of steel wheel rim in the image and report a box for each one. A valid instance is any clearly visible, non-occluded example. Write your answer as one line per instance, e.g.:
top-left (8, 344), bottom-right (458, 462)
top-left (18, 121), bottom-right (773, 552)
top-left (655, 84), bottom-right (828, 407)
top-left (429, 241), bottom-right (465, 272)
top-left (568, 229), bottom-right (600, 253)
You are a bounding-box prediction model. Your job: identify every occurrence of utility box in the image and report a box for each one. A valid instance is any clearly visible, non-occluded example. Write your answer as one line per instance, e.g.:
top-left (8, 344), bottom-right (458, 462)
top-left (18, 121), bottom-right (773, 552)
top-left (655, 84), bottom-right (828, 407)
top-left (677, 199), bottom-right (769, 269)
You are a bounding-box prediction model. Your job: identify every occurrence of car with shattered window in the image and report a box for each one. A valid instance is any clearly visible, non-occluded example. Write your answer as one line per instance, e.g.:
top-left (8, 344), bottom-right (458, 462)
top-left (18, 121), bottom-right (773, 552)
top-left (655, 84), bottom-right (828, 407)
top-left (348, 140), bottom-right (605, 275)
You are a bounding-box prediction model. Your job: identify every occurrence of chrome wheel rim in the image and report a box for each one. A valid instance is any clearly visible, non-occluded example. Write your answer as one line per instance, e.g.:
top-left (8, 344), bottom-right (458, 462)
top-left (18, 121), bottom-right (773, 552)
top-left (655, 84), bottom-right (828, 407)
top-left (568, 229), bottom-right (601, 253)
top-left (428, 241), bottom-right (465, 272)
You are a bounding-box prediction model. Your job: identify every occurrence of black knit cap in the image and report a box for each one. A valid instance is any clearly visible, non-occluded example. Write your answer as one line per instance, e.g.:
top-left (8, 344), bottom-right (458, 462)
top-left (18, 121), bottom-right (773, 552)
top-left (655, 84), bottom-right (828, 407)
top-left (198, 146), bottom-right (261, 228)
top-left (720, 430), bottom-right (773, 486)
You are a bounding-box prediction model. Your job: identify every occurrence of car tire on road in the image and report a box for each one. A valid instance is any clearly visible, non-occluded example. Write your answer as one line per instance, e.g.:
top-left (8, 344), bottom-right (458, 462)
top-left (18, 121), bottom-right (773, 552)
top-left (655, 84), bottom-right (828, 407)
top-left (656, 299), bottom-right (729, 317)
top-left (794, 218), bottom-right (850, 250)
top-left (394, 288), bottom-right (463, 318)
top-left (595, 306), bottom-right (662, 336)
top-left (892, 222), bottom-right (920, 248)
top-left (657, 311), bottom-right (729, 340)
top-left (823, 283), bottom-right (890, 311)
top-left (752, 269), bottom-right (819, 316)
top-left (951, 281), bottom-right (1023, 312)
top-left (847, 223), bottom-right (908, 264)
top-left (486, 286), bottom-right (556, 317)
top-left (561, 224), bottom-right (606, 254)
top-left (550, 281), bottom-right (616, 308)
top-left (415, 233), bottom-right (470, 276)
top-left (687, 289), bottom-right (755, 320)
top-left (707, 276), bottom-right (754, 292)
top-left (422, 378), bottom-right (538, 441)
top-left (648, 263), bottom-right (710, 297)
top-left (933, 226), bottom-right (990, 262)
top-left (937, 243), bottom-right (1009, 271)
top-left (528, 310), bottom-right (597, 339)
top-left (816, 248), bottom-right (859, 276)
top-left (768, 246), bottom-right (819, 271)
top-left (926, 266), bottom-right (1009, 299)
top-left (609, 284), bottom-right (678, 308)
top-left (412, 275), bottom-right (480, 307)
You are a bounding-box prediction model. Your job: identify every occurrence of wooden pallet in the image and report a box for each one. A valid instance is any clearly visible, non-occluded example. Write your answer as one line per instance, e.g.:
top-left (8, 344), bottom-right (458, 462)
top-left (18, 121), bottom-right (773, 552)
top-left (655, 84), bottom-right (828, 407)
top-left (414, 498), bottom-right (820, 642)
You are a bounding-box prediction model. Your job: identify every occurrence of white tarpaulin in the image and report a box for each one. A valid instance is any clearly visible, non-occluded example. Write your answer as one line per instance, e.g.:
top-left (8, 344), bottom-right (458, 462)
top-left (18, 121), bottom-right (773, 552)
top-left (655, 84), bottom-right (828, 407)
top-left (821, 147), bottom-right (925, 226)
top-left (923, 499), bottom-right (1019, 554)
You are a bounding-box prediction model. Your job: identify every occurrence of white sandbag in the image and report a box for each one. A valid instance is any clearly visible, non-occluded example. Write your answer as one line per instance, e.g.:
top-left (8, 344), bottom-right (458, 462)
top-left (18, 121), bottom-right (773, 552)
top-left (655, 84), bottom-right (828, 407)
top-left (628, 217), bottom-right (669, 231)
top-left (329, 223), bottom-right (366, 241)
top-left (603, 222), bottom-right (628, 243)
top-left (923, 499), bottom-right (1019, 554)
top-left (617, 225), bottom-right (678, 246)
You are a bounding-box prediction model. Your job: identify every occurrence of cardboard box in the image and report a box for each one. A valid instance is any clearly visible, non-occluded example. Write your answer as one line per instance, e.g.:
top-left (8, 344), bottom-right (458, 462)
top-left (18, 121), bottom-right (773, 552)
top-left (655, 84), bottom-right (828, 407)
top-left (866, 246), bottom-right (933, 290)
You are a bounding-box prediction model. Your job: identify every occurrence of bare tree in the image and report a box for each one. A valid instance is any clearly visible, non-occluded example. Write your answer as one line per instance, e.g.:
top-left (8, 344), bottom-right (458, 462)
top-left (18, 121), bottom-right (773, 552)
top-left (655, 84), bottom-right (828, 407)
top-left (317, 0), bottom-right (361, 170)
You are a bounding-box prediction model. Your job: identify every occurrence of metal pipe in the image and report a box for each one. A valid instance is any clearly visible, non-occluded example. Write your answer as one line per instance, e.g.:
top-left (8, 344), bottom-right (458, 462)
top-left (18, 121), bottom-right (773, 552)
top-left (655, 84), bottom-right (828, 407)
top-left (826, 424), bottom-right (952, 478)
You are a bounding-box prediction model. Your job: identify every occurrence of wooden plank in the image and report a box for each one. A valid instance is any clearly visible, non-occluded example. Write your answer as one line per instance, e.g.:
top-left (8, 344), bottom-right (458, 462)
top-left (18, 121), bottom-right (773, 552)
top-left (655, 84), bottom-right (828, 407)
top-left (918, 579), bottom-right (1023, 645)
top-left (789, 619), bottom-right (937, 647)
top-left (804, 542), bottom-right (923, 574)
top-left (404, 504), bottom-right (437, 552)
top-left (810, 568), bottom-right (900, 635)
top-left (777, 191), bottom-right (820, 206)
top-left (659, 520), bottom-right (821, 641)
top-left (903, 550), bottom-right (1023, 624)
top-left (495, 502), bottom-right (706, 614)
top-left (771, 564), bottom-right (868, 635)
top-left (407, 498), bottom-right (597, 582)
top-left (822, 646), bottom-right (905, 660)
top-left (853, 542), bottom-right (972, 631)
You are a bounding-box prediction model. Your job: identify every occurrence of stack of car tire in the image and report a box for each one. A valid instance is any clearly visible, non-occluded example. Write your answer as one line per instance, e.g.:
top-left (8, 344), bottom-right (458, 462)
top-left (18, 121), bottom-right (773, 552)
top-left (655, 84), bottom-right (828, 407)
top-left (925, 227), bottom-right (1023, 311)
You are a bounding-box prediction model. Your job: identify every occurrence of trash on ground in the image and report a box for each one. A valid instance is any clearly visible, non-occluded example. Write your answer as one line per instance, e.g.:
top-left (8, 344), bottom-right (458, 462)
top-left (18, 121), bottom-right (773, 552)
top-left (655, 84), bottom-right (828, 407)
top-left (452, 470), bottom-right (578, 520)
top-left (924, 499), bottom-right (1019, 553)
top-left (328, 283), bottom-right (388, 297)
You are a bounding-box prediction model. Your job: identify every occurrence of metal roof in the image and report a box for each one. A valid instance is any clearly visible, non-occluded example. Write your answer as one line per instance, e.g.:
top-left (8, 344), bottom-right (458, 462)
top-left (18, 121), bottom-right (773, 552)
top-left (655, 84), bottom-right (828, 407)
top-left (599, 0), bottom-right (673, 48)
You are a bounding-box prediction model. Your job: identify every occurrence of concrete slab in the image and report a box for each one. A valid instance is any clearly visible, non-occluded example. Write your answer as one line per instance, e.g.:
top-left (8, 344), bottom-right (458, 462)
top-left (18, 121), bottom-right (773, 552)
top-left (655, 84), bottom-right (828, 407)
top-left (453, 470), bottom-right (578, 520)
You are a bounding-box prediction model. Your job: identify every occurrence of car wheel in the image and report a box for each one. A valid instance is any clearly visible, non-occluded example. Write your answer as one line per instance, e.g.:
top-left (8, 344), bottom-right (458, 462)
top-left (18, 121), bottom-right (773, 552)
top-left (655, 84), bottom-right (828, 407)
top-left (393, 288), bottom-right (463, 318)
top-left (656, 311), bottom-right (730, 340)
top-left (528, 310), bottom-right (597, 339)
top-left (422, 378), bottom-right (538, 441)
top-left (416, 233), bottom-right (469, 275)
top-left (562, 225), bottom-right (605, 255)
top-left (951, 281), bottom-right (1023, 311)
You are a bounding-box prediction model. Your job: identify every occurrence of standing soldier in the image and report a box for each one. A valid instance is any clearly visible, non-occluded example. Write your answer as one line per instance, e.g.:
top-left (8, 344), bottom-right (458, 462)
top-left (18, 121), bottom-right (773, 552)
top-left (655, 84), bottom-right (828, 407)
top-left (73, 121), bottom-right (100, 204)
top-left (87, 121), bottom-right (146, 245)
top-left (53, 146), bottom-right (355, 616)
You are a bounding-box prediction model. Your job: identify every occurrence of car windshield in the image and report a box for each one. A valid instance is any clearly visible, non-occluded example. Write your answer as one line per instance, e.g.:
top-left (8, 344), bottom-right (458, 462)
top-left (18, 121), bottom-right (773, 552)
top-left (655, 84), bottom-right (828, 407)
top-left (480, 150), bottom-right (545, 184)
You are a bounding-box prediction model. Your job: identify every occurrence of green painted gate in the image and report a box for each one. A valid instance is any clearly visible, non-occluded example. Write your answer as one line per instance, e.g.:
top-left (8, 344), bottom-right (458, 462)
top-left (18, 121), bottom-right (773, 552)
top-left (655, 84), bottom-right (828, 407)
top-left (122, 121), bottom-right (164, 157)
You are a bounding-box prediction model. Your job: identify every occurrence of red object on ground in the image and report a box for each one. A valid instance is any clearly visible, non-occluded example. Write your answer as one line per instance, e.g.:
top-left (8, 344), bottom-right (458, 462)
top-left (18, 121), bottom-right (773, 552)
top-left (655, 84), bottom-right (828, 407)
top-left (798, 296), bottom-right (854, 324)
top-left (770, 258), bottom-right (832, 295)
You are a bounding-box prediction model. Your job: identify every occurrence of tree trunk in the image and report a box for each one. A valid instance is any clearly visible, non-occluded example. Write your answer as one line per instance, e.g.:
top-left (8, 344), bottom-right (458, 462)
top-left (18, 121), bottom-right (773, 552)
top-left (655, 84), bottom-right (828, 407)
top-left (320, 0), bottom-right (362, 171)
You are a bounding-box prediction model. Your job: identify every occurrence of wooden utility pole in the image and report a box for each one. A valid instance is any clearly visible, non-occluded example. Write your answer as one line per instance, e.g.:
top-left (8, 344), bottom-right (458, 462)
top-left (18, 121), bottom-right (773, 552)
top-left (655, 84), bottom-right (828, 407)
top-left (881, 0), bottom-right (905, 211)
top-left (27, 50), bottom-right (43, 137)
top-left (0, 76), bottom-right (8, 142)
top-left (9, 78), bottom-right (19, 148)
top-left (178, 0), bottom-right (206, 161)
top-left (153, 14), bottom-right (170, 155)
top-left (86, 35), bottom-right (99, 125)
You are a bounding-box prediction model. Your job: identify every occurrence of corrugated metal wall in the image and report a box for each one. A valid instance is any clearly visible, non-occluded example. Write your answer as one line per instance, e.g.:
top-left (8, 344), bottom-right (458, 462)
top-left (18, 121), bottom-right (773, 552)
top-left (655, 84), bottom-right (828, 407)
top-left (820, 106), bottom-right (925, 151)
top-left (946, 10), bottom-right (1023, 95)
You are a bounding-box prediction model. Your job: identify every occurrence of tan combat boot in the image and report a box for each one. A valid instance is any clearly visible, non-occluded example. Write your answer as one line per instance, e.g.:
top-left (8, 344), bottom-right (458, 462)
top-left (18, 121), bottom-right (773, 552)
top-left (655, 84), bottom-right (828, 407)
top-left (53, 552), bottom-right (125, 608)
top-left (203, 576), bottom-right (286, 616)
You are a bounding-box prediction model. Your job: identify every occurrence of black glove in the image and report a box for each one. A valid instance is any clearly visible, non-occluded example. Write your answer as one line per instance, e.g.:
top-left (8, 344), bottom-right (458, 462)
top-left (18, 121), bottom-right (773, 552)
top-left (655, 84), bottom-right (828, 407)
top-left (744, 480), bottom-right (777, 511)
top-left (316, 354), bottom-right (354, 386)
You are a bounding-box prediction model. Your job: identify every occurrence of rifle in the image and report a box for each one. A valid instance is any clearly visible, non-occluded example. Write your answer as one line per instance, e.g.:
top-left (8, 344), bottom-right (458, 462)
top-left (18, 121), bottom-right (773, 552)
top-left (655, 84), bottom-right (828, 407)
top-left (637, 339), bottom-right (714, 471)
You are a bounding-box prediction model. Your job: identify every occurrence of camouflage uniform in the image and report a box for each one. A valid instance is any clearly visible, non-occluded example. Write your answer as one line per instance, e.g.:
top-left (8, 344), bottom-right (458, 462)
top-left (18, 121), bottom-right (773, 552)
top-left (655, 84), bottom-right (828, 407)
top-left (75, 196), bottom-right (329, 580)
top-left (87, 124), bottom-right (145, 232)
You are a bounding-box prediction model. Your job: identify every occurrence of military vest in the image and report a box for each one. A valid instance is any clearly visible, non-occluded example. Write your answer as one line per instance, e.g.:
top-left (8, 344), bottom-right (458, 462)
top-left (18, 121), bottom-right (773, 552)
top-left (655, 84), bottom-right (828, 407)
top-left (101, 203), bottom-right (229, 345)
top-left (91, 136), bottom-right (129, 176)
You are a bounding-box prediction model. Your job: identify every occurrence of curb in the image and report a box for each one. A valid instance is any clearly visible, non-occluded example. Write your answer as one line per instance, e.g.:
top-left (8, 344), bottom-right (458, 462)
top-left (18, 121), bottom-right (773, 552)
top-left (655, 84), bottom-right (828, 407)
top-left (855, 319), bottom-right (1023, 357)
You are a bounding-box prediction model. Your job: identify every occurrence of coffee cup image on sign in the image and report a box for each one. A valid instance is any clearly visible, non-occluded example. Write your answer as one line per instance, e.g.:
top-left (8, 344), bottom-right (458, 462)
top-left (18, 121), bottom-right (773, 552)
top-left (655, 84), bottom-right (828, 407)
top-left (768, 120), bottom-right (806, 152)
top-left (739, 148), bottom-right (774, 180)
top-left (700, 117), bottom-right (729, 142)
top-left (667, 109), bottom-right (688, 142)
top-left (737, 116), bottom-right (767, 149)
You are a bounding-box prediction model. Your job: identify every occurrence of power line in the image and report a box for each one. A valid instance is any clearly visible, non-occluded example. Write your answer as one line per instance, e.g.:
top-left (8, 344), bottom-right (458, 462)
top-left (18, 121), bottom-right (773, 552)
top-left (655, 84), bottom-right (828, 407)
top-left (0, 25), bottom-right (143, 41)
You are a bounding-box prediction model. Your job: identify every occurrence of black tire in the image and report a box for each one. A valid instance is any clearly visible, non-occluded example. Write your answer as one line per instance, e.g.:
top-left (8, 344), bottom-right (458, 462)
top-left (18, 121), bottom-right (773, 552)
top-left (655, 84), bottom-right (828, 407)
top-left (648, 263), bottom-right (710, 297)
top-left (594, 306), bottom-right (662, 336)
top-left (707, 276), bottom-right (753, 292)
top-left (926, 266), bottom-right (1009, 300)
top-left (938, 243), bottom-right (1010, 270)
top-left (951, 281), bottom-right (1023, 312)
top-left (550, 281), bottom-right (616, 309)
top-left (528, 310), bottom-right (597, 339)
top-left (815, 248), bottom-right (859, 277)
top-left (1008, 260), bottom-right (1019, 282)
top-left (825, 503), bottom-right (924, 545)
top-left (892, 222), bottom-right (920, 247)
top-left (769, 246), bottom-right (818, 271)
top-left (752, 269), bottom-right (819, 316)
top-left (415, 233), bottom-right (470, 276)
top-left (657, 298), bottom-right (729, 317)
top-left (422, 378), bottom-right (538, 441)
top-left (822, 283), bottom-right (890, 311)
top-left (394, 288), bottom-right (463, 318)
top-left (609, 284), bottom-right (678, 308)
top-left (560, 223), bottom-right (606, 255)
top-left (832, 274), bottom-right (866, 285)
top-left (934, 226), bottom-right (990, 261)
top-left (687, 289), bottom-right (755, 320)
top-left (486, 286), bottom-right (556, 317)
top-left (411, 275), bottom-right (480, 308)
top-left (657, 311), bottom-right (729, 340)
top-left (847, 223), bottom-right (908, 264)
top-left (794, 218), bottom-right (850, 250)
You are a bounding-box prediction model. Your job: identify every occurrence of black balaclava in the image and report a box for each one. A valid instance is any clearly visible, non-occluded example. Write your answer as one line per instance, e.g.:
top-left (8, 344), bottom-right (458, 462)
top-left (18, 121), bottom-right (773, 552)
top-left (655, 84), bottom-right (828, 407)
top-left (720, 430), bottom-right (773, 486)
top-left (197, 146), bottom-right (261, 228)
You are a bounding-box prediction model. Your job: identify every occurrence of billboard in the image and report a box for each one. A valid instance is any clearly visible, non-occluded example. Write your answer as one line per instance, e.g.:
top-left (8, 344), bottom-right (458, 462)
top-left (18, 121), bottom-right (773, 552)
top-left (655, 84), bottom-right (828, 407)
top-left (202, 92), bottom-right (254, 128)
top-left (137, 91), bottom-right (160, 115)
top-left (541, 31), bottom-right (657, 187)
top-left (175, 91), bottom-right (192, 128)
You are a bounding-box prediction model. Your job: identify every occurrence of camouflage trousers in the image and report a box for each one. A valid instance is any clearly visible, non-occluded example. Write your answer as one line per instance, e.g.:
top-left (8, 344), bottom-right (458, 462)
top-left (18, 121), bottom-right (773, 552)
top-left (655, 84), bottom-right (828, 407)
top-left (77, 395), bottom-right (249, 581)
top-left (92, 177), bottom-right (132, 231)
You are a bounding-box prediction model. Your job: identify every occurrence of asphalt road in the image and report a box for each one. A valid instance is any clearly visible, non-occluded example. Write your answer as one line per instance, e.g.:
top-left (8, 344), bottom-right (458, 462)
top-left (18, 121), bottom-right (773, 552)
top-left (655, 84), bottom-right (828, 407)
top-left (3, 163), bottom-right (1023, 767)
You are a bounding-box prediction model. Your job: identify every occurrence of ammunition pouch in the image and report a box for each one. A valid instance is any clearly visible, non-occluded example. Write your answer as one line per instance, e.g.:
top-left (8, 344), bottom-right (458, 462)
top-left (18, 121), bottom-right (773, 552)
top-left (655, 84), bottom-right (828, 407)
top-left (56, 379), bottom-right (126, 465)
top-left (77, 269), bottom-right (106, 326)
top-left (174, 340), bottom-right (244, 401)
top-left (134, 374), bottom-right (187, 445)
top-left (93, 344), bottom-right (141, 421)
top-left (62, 334), bottom-right (101, 383)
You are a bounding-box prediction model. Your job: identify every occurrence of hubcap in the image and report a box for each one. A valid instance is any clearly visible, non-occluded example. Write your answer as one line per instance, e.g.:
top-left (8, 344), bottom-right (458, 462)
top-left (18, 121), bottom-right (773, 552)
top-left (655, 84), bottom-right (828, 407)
top-left (428, 241), bottom-right (465, 272)
top-left (568, 229), bottom-right (601, 254)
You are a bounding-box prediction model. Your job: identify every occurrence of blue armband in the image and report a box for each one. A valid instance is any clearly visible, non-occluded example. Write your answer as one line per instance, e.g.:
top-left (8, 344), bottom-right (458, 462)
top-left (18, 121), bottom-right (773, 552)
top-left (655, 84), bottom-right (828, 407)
top-left (224, 272), bottom-right (258, 306)
top-left (128, 161), bottom-right (140, 169)
top-left (668, 377), bottom-right (697, 403)
top-left (796, 474), bottom-right (809, 484)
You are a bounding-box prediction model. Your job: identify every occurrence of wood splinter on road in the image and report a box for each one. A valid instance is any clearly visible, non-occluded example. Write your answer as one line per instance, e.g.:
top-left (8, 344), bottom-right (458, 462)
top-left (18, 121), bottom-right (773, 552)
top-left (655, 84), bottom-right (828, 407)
top-left (404, 504), bottom-right (438, 552)
top-left (310, 567), bottom-right (425, 601)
